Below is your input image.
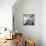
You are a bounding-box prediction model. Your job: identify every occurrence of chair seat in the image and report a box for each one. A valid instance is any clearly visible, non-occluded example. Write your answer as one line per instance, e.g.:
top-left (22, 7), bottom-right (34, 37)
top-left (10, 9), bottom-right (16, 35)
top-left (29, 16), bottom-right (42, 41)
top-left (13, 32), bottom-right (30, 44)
top-left (25, 40), bottom-right (35, 46)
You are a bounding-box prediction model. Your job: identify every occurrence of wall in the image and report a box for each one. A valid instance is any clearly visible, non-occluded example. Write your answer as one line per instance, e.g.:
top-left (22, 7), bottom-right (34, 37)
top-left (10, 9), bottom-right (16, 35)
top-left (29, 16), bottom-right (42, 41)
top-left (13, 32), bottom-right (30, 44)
top-left (0, 0), bottom-right (16, 30)
top-left (41, 0), bottom-right (46, 46)
top-left (13, 0), bottom-right (41, 46)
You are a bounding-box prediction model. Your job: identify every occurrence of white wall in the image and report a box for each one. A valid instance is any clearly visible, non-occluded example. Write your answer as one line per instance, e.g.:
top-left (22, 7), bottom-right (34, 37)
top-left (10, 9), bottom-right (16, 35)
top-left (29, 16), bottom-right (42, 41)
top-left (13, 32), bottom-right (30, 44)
top-left (13, 0), bottom-right (41, 46)
top-left (0, 0), bottom-right (16, 30)
top-left (41, 0), bottom-right (46, 46)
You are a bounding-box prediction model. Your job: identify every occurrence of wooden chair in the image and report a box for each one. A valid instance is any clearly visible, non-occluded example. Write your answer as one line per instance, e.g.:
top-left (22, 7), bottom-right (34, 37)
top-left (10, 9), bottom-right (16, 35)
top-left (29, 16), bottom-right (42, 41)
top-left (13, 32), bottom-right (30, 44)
top-left (13, 33), bottom-right (23, 46)
top-left (25, 40), bottom-right (35, 46)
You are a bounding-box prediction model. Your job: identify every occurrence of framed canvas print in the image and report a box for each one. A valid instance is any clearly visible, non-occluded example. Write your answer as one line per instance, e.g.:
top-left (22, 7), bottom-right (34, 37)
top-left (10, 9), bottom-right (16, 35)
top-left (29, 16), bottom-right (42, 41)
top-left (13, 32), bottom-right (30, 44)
top-left (23, 14), bottom-right (35, 25)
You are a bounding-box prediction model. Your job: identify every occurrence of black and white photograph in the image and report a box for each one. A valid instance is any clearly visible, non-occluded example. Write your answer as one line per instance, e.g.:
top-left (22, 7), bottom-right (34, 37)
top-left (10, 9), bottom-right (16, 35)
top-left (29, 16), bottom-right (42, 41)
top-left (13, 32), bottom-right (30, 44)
top-left (23, 14), bottom-right (35, 25)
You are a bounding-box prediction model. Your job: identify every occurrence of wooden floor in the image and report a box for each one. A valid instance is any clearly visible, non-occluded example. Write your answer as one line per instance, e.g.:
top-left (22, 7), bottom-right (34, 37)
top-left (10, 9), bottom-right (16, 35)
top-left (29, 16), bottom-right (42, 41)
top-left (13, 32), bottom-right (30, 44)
top-left (0, 39), bottom-right (16, 46)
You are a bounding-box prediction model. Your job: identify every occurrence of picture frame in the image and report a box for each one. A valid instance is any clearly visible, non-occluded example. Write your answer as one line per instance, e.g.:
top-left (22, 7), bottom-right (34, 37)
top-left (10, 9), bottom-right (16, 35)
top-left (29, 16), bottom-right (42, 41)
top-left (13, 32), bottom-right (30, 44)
top-left (23, 14), bottom-right (35, 25)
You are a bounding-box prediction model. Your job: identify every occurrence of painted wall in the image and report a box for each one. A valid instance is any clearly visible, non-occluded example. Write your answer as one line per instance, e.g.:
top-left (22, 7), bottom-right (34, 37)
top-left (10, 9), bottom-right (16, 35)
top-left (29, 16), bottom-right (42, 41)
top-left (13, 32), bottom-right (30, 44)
top-left (0, 0), bottom-right (16, 30)
top-left (13, 0), bottom-right (41, 46)
top-left (41, 0), bottom-right (46, 46)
